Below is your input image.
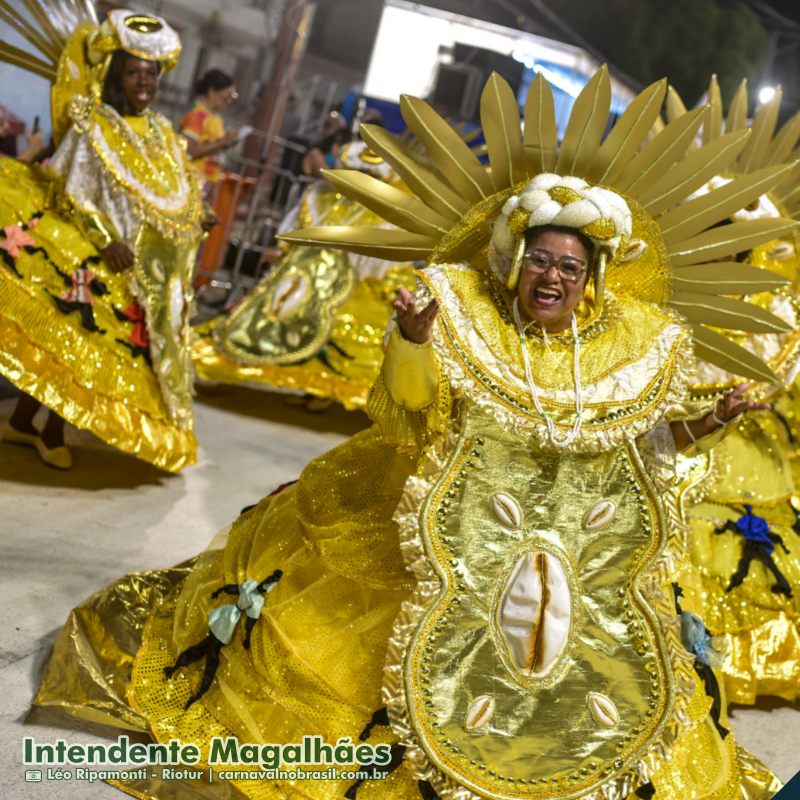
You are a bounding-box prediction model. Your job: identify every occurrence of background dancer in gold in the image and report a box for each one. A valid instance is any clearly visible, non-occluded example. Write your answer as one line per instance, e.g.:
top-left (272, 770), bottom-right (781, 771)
top-left (665, 77), bottom-right (800, 704)
top-left (0, 5), bottom-right (207, 471)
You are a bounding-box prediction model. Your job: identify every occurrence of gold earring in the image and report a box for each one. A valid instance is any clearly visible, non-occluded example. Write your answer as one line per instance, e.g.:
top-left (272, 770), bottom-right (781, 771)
top-left (593, 250), bottom-right (607, 316)
top-left (507, 235), bottom-right (526, 291)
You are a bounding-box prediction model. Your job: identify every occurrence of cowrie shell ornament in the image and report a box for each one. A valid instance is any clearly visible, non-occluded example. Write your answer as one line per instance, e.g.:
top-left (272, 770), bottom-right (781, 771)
top-left (767, 242), bottom-right (794, 260)
top-left (499, 551), bottom-right (571, 677)
top-left (587, 691), bottom-right (619, 728)
top-left (582, 500), bottom-right (616, 531)
top-left (490, 492), bottom-right (522, 531)
top-left (465, 695), bottom-right (495, 731)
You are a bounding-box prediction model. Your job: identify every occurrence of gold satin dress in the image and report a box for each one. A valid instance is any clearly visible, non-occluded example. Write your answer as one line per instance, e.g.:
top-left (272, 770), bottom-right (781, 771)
top-left (37, 265), bottom-right (781, 799)
top-left (192, 180), bottom-right (416, 410)
top-left (0, 95), bottom-right (203, 471)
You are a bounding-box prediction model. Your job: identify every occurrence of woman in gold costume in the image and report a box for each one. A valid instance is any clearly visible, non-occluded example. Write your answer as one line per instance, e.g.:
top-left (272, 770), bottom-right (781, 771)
top-left (192, 139), bottom-right (416, 410)
top-left (0, 5), bottom-right (204, 471)
top-left (662, 78), bottom-right (800, 705)
top-left (36, 70), bottom-right (796, 799)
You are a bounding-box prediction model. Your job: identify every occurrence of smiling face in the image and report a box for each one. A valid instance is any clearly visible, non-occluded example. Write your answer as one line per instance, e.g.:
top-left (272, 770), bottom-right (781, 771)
top-left (517, 228), bottom-right (591, 332)
top-left (120, 57), bottom-right (159, 114)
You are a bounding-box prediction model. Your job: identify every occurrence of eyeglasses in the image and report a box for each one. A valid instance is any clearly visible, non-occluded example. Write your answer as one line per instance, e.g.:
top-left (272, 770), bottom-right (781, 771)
top-left (523, 250), bottom-right (587, 283)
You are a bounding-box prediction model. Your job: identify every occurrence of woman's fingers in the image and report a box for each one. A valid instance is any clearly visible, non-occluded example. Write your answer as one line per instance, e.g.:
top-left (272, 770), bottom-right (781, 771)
top-left (118, 250), bottom-right (134, 271)
top-left (395, 287), bottom-right (413, 305)
top-left (420, 298), bottom-right (440, 320)
top-left (393, 289), bottom-right (439, 344)
top-left (731, 382), bottom-right (751, 398)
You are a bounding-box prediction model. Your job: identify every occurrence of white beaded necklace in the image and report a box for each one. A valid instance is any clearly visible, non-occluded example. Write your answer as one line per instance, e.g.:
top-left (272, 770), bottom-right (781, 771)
top-left (512, 297), bottom-right (583, 447)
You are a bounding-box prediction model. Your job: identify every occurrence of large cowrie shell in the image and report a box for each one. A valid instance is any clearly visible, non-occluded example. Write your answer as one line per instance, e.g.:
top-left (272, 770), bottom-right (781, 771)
top-left (587, 691), bottom-right (619, 728)
top-left (465, 695), bottom-right (495, 730)
top-left (490, 492), bottom-right (522, 531)
top-left (582, 500), bottom-right (616, 531)
top-left (499, 551), bottom-right (571, 677)
top-left (270, 273), bottom-right (310, 320)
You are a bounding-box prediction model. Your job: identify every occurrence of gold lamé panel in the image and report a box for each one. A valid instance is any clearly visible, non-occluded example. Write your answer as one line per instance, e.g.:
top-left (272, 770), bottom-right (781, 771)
top-left (34, 562), bottom-right (196, 730)
top-left (407, 409), bottom-right (672, 797)
top-left (134, 225), bottom-right (196, 427)
top-left (214, 246), bottom-right (354, 366)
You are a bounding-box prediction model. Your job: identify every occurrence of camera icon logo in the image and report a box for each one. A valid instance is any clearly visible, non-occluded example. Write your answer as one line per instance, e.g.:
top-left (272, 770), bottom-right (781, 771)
top-left (25, 769), bottom-right (43, 782)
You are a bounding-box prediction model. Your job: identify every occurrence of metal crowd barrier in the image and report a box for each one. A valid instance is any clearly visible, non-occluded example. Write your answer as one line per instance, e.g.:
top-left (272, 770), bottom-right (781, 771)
top-left (193, 129), bottom-right (313, 310)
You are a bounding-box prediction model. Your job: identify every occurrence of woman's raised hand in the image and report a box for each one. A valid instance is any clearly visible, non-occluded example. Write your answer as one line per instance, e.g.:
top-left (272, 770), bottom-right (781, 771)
top-left (393, 287), bottom-right (439, 344)
top-left (713, 383), bottom-right (771, 424)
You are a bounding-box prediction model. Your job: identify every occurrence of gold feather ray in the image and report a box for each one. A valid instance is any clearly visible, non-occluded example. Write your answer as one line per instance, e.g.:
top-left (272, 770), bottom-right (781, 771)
top-left (726, 79), bottom-right (748, 133)
top-left (480, 72), bottom-right (525, 190)
top-left (359, 124), bottom-right (467, 220)
top-left (638, 129), bottom-right (750, 215)
top-left (767, 110), bottom-right (800, 167)
top-left (322, 169), bottom-right (450, 238)
top-left (665, 86), bottom-right (697, 153)
top-left (673, 263), bottom-right (788, 295)
top-left (672, 293), bottom-right (791, 334)
top-left (279, 226), bottom-right (434, 262)
top-left (739, 88), bottom-right (782, 172)
top-left (658, 163), bottom-right (797, 245)
top-left (588, 78), bottom-right (667, 184)
top-left (0, 41), bottom-right (55, 79)
top-left (691, 325), bottom-right (779, 382)
top-left (666, 85), bottom-right (689, 123)
top-left (777, 166), bottom-right (800, 216)
top-left (669, 218), bottom-right (799, 266)
top-left (400, 95), bottom-right (494, 203)
top-left (703, 75), bottom-right (722, 146)
top-left (522, 72), bottom-right (557, 174)
top-left (616, 107), bottom-right (707, 195)
top-left (555, 65), bottom-right (611, 177)
top-left (21, 0), bottom-right (67, 56)
top-left (0, 0), bottom-right (60, 64)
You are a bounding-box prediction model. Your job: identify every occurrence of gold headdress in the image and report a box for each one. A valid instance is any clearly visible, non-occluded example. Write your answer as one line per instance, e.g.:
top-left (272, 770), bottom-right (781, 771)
top-left (665, 75), bottom-right (800, 392)
top-left (86, 9), bottom-right (180, 72)
top-left (490, 173), bottom-right (631, 308)
top-left (0, 2), bottom-right (180, 143)
top-left (283, 67), bottom-right (798, 381)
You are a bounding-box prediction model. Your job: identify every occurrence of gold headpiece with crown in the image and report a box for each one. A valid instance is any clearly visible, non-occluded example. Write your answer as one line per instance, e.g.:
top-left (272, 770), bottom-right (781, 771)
top-left (86, 9), bottom-right (180, 71)
top-left (283, 67), bottom-right (798, 382)
top-left (0, 2), bottom-right (181, 144)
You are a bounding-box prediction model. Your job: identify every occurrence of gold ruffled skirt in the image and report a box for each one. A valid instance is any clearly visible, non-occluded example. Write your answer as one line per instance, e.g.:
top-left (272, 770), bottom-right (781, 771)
top-left (0, 157), bottom-right (196, 472)
top-left (36, 427), bottom-right (782, 799)
top-left (192, 244), bottom-right (415, 410)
